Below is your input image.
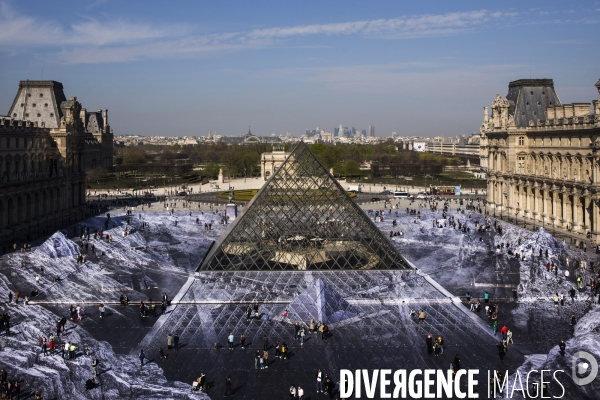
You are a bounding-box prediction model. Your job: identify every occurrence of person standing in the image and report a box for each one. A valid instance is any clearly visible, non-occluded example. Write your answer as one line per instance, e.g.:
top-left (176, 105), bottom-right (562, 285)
top-left (240, 333), bottom-right (246, 349)
top-left (484, 291), bottom-right (490, 304)
top-left (263, 335), bottom-right (269, 351)
top-left (64, 341), bottom-right (70, 360)
top-left (224, 375), bottom-right (232, 397)
top-left (139, 349), bottom-right (145, 367)
top-left (69, 343), bottom-right (76, 360)
top-left (316, 369), bottom-right (323, 393)
top-left (297, 386), bottom-right (304, 399)
top-left (92, 356), bottom-right (98, 378)
top-left (228, 333), bottom-right (234, 350)
top-left (507, 329), bottom-right (513, 344)
top-left (173, 334), bottom-right (179, 351)
top-left (99, 304), bottom-right (105, 319)
top-left (426, 334), bottom-right (433, 355)
top-left (453, 354), bottom-right (461, 370)
top-left (294, 322), bottom-right (300, 340)
top-left (274, 340), bottom-right (281, 358)
top-left (254, 350), bottom-right (260, 369)
top-left (263, 350), bottom-right (269, 368)
top-left (492, 320), bottom-right (498, 336)
top-left (300, 327), bottom-right (305, 346)
top-left (559, 340), bottom-right (566, 356)
top-left (167, 334), bottom-right (173, 350)
top-left (418, 309), bottom-right (425, 323)
top-left (289, 384), bottom-right (297, 399)
top-left (246, 305), bottom-right (252, 320)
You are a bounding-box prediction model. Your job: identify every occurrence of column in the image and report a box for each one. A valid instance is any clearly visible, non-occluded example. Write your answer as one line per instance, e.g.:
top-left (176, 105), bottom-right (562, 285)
top-left (584, 197), bottom-right (591, 231)
top-left (561, 191), bottom-right (568, 228)
top-left (571, 190), bottom-right (578, 230)
top-left (592, 200), bottom-right (599, 234)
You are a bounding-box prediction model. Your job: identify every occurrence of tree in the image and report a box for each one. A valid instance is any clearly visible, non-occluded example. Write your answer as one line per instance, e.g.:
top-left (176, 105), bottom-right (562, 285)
top-left (122, 151), bottom-right (147, 164)
top-left (343, 160), bottom-right (361, 177)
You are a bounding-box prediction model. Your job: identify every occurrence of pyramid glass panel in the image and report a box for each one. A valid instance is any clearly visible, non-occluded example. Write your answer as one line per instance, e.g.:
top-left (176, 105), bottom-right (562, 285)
top-left (199, 142), bottom-right (412, 271)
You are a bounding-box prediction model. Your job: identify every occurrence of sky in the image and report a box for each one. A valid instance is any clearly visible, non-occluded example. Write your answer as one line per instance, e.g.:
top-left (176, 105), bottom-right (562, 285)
top-left (0, 1), bottom-right (599, 138)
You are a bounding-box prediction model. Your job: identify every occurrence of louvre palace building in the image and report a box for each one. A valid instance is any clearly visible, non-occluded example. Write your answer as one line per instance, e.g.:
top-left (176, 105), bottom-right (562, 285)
top-left (0, 80), bottom-right (114, 247)
top-left (480, 78), bottom-right (600, 238)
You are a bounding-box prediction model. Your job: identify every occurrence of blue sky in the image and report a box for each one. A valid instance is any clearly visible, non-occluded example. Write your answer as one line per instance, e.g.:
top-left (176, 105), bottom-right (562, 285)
top-left (0, 1), bottom-right (599, 137)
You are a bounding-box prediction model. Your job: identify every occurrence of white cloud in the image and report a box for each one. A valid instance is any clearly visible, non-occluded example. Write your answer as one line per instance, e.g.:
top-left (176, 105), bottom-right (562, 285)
top-left (0, 3), bottom-right (519, 64)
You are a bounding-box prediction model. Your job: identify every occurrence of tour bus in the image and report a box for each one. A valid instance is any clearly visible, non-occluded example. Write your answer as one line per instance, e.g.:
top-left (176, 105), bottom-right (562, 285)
top-left (393, 191), bottom-right (411, 199)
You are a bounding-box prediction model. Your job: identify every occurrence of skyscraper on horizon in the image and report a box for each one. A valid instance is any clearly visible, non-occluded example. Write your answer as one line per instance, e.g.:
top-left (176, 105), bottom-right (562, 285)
top-left (368, 125), bottom-right (375, 137)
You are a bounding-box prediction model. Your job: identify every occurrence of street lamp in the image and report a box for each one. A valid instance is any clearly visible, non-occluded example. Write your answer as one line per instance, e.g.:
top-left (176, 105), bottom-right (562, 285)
top-left (244, 168), bottom-right (247, 183)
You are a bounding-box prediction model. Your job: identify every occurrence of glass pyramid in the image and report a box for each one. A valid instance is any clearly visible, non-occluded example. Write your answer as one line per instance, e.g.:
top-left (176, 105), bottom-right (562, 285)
top-left (198, 142), bottom-right (412, 271)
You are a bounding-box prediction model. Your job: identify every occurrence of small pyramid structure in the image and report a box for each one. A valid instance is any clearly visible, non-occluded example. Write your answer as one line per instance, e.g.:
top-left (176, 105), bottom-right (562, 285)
top-left (198, 141), bottom-right (412, 271)
top-left (33, 231), bottom-right (80, 259)
top-left (285, 279), bottom-right (358, 324)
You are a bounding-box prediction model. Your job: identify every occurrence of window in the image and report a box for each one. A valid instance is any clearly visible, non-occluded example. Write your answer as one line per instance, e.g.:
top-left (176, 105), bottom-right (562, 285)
top-left (518, 136), bottom-right (525, 146)
top-left (518, 157), bottom-right (525, 173)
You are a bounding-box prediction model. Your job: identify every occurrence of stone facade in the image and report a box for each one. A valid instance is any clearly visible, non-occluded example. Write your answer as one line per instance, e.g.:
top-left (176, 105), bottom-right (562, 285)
top-left (8, 80), bottom-right (113, 172)
top-left (261, 148), bottom-right (291, 180)
top-left (480, 78), bottom-right (600, 237)
top-left (0, 116), bottom-right (87, 245)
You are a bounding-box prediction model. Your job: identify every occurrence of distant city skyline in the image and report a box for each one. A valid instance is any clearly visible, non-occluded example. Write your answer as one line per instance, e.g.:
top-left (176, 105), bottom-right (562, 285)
top-left (0, 1), bottom-right (599, 137)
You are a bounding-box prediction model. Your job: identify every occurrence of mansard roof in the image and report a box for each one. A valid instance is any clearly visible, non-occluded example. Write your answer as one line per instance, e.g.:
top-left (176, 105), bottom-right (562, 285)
top-left (506, 79), bottom-right (561, 128)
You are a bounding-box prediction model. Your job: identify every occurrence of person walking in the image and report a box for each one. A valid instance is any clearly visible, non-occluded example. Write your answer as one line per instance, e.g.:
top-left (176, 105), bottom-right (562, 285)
top-left (254, 350), bottom-right (260, 369)
top-left (289, 384), bottom-right (297, 399)
top-left (300, 327), bottom-right (305, 346)
top-left (228, 333), bottom-right (234, 350)
top-left (224, 375), bottom-right (232, 397)
top-left (173, 334), bottom-right (179, 351)
top-left (246, 305), bottom-right (252, 320)
top-left (99, 304), bottom-right (105, 319)
top-left (297, 386), bottom-right (304, 399)
top-left (507, 329), bottom-right (513, 344)
top-left (418, 309), bottom-right (425, 323)
top-left (294, 322), bottom-right (300, 340)
top-left (167, 334), bottom-right (173, 350)
top-left (484, 291), bottom-right (490, 304)
top-left (263, 350), bottom-right (269, 368)
top-left (263, 335), bottom-right (269, 351)
top-left (497, 341), bottom-right (505, 361)
top-left (240, 333), bottom-right (246, 349)
top-left (492, 320), bottom-right (498, 336)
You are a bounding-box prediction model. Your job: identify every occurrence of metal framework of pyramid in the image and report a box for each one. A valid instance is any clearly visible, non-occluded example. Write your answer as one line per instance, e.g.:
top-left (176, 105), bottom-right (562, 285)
top-left (285, 279), bottom-right (358, 324)
top-left (198, 142), bottom-right (412, 271)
